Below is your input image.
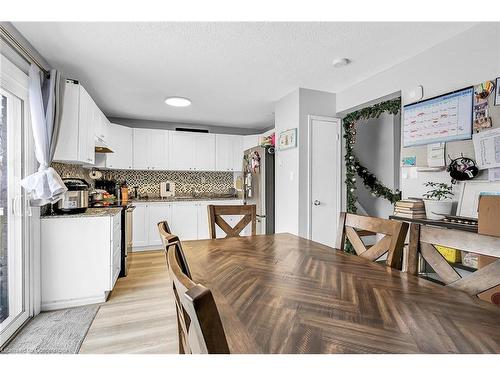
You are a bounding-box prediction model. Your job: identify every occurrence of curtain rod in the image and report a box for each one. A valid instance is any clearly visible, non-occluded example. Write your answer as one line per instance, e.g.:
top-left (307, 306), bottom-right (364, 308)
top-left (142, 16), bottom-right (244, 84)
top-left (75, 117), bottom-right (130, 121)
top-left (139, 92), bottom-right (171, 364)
top-left (0, 25), bottom-right (50, 76)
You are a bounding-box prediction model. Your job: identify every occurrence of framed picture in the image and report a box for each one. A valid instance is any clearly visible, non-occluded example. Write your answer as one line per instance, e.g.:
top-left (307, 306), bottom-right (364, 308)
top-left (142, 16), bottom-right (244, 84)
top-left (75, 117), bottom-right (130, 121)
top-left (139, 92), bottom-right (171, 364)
top-left (278, 128), bottom-right (297, 150)
top-left (495, 77), bottom-right (500, 106)
top-left (457, 181), bottom-right (500, 218)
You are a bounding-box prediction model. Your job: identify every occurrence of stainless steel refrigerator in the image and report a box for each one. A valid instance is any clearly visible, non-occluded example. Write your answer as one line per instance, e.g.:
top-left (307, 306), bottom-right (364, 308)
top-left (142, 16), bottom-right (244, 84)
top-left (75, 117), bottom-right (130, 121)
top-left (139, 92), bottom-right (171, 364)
top-left (243, 146), bottom-right (275, 234)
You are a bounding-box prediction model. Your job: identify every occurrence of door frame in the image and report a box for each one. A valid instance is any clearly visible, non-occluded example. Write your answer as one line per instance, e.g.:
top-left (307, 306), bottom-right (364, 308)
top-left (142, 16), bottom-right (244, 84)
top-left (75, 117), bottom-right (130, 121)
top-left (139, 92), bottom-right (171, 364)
top-left (306, 115), bottom-right (342, 241)
top-left (1, 55), bottom-right (39, 348)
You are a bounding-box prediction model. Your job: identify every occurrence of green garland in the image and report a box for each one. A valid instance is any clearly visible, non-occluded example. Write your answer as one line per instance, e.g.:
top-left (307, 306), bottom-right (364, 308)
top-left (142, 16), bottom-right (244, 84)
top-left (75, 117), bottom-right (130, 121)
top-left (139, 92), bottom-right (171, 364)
top-left (343, 98), bottom-right (402, 215)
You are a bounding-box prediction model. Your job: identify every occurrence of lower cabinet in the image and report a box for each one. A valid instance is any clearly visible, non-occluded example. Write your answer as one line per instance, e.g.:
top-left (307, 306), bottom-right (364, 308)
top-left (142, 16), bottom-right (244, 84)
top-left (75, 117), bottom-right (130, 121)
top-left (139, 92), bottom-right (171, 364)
top-left (132, 200), bottom-right (244, 250)
top-left (40, 212), bottom-right (121, 311)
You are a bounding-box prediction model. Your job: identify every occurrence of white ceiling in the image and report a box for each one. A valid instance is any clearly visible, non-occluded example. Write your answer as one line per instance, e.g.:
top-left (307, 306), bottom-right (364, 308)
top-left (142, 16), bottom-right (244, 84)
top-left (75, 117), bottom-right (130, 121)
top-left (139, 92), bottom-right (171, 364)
top-left (14, 22), bottom-right (475, 130)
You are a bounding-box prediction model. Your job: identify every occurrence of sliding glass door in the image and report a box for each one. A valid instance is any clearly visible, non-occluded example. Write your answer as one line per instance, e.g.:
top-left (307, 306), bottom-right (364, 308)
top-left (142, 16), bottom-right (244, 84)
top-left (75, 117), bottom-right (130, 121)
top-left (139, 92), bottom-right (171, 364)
top-left (0, 82), bottom-right (29, 348)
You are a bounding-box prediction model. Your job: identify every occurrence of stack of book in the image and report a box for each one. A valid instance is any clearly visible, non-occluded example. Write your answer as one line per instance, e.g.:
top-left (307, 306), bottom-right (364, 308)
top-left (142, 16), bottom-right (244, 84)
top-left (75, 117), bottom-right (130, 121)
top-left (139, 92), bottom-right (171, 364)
top-left (393, 199), bottom-right (426, 219)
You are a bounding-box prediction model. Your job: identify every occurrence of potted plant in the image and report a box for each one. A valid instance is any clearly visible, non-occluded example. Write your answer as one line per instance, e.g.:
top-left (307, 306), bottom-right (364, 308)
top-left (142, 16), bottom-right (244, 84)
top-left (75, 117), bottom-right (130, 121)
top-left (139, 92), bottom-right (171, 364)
top-left (422, 182), bottom-right (454, 220)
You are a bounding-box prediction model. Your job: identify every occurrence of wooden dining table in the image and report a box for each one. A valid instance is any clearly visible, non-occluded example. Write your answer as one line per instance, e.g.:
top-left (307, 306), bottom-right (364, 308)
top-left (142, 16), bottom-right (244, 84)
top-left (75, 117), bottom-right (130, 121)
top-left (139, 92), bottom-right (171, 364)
top-left (182, 233), bottom-right (500, 354)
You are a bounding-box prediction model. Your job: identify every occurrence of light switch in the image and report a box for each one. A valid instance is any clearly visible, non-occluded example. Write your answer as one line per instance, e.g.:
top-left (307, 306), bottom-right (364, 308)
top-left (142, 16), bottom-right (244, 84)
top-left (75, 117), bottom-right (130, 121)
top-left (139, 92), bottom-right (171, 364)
top-left (289, 171), bottom-right (294, 181)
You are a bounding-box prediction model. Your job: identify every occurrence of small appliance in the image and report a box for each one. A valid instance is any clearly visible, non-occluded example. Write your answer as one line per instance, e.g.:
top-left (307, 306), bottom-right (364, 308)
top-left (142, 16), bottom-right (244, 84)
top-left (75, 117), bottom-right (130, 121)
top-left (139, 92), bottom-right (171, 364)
top-left (160, 181), bottom-right (176, 197)
top-left (53, 178), bottom-right (90, 214)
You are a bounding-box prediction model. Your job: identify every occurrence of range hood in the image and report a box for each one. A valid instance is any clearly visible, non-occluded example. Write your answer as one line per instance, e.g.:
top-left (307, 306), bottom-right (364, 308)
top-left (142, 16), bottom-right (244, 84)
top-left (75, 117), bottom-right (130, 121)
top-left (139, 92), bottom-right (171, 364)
top-left (95, 137), bottom-right (114, 153)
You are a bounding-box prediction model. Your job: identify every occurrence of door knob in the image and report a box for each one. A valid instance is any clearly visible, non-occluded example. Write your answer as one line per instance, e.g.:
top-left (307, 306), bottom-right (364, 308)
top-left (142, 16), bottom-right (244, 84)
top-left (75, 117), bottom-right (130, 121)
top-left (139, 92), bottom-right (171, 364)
top-left (313, 200), bottom-right (321, 206)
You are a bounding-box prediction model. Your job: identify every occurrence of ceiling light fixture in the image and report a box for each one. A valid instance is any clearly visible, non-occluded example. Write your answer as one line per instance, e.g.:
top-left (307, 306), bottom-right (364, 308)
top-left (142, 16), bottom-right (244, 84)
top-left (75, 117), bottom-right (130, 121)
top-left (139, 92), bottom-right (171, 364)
top-left (332, 57), bottom-right (351, 68)
top-left (165, 96), bottom-right (192, 107)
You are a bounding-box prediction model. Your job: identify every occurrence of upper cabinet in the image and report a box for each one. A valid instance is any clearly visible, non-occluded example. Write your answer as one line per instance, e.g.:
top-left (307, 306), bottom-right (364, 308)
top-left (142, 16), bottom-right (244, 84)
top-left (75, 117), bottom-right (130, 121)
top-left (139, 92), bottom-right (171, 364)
top-left (106, 123), bottom-right (133, 170)
top-left (169, 132), bottom-right (216, 171)
top-left (95, 109), bottom-right (110, 145)
top-left (215, 134), bottom-right (243, 172)
top-left (133, 128), bottom-right (169, 170)
top-left (55, 81), bottom-right (96, 165)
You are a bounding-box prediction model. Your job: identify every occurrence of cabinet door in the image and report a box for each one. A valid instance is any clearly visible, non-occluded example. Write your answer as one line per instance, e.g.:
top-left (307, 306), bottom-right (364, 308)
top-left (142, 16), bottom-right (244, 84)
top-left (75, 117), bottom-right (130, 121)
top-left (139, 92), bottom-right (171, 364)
top-left (150, 129), bottom-right (169, 170)
top-left (232, 135), bottom-right (243, 172)
top-left (194, 134), bottom-right (215, 171)
top-left (170, 203), bottom-right (198, 241)
top-left (197, 202), bottom-right (210, 240)
top-left (78, 87), bottom-right (95, 165)
top-left (107, 123), bottom-right (133, 169)
top-left (99, 111), bottom-right (109, 143)
top-left (242, 134), bottom-right (259, 151)
top-left (169, 132), bottom-right (195, 171)
top-left (54, 80), bottom-right (80, 162)
top-left (148, 203), bottom-right (172, 247)
top-left (132, 204), bottom-right (148, 247)
top-left (215, 134), bottom-right (233, 171)
top-left (133, 128), bottom-right (150, 170)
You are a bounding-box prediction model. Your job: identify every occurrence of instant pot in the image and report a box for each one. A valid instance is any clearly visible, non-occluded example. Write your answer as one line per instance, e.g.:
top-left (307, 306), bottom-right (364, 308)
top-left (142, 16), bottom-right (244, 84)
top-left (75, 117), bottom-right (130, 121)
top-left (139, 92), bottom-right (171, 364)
top-left (53, 178), bottom-right (90, 214)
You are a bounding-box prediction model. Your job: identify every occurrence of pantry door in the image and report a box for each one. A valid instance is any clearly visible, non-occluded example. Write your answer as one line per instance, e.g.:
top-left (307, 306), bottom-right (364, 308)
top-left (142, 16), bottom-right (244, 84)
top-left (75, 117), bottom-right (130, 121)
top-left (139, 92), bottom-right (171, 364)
top-left (0, 58), bottom-right (32, 348)
top-left (307, 116), bottom-right (342, 247)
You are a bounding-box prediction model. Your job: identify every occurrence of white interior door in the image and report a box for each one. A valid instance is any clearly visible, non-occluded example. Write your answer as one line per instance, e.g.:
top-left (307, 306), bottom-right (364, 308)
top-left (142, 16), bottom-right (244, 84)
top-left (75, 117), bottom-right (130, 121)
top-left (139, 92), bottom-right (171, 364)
top-left (0, 87), bottom-right (29, 348)
top-left (308, 116), bottom-right (341, 247)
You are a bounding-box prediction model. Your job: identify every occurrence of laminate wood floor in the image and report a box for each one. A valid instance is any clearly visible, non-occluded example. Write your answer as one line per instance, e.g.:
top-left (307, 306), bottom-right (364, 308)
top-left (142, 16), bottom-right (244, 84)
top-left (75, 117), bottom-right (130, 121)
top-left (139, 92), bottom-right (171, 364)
top-left (79, 251), bottom-right (178, 354)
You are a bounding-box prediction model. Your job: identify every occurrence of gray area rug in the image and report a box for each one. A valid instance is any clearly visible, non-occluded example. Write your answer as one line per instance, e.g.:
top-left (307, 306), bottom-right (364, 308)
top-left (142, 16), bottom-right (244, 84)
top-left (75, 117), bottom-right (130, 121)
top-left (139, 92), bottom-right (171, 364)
top-left (2, 305), bottom-right (99, 354)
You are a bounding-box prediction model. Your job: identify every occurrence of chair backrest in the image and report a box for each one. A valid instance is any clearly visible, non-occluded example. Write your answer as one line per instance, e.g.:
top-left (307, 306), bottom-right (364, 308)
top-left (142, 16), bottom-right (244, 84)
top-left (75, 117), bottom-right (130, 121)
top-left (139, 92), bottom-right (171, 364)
top-left (207, 204), bottom-right (256, 239)
top-left (335, 212), bottom-right (409, 269)
top-left (158, 220), bottom-right (177, 247)
top-left (158, 221), bottom-right (192, 278)
top-left (407, 223), bottom-right (500, 298)
top-left (167, 241), bottom-right (230, 354)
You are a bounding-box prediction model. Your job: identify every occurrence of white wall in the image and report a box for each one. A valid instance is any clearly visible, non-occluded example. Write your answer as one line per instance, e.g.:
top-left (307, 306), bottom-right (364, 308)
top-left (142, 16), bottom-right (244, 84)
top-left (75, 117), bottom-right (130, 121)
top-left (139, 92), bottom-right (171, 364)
top-left (337, 22), bottom-right (500, 205)
top-left (274, 88), bottom-right (336, 236)
top-left (298, 89), bottom-right (337, 236)
top-left (337, 23), bottom-right (500, 113)
top-left (274, 90), bottom-right (300, 234)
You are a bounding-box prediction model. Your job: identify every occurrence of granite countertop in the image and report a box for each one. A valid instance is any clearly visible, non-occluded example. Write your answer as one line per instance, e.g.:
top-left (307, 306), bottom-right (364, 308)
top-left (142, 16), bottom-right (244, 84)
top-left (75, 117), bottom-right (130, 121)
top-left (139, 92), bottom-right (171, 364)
top-left (131, 196), bottom-right (241, 203)
top-left (42, 207), bottom-right (123, 219)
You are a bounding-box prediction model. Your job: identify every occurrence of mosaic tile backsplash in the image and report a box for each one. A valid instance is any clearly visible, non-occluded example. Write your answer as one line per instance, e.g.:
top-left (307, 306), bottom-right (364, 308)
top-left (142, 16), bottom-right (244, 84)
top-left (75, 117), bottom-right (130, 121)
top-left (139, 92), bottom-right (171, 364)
top-left (52, 163), bottom-right (236, 197)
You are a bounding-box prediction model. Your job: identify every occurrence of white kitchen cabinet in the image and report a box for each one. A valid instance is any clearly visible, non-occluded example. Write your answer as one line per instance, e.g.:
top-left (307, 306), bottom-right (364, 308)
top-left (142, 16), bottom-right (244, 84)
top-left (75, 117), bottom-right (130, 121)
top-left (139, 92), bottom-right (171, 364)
top-left (133, 128), bottom-right (150, 170)
top-left (197, 201), bottom-right (210, 240)
top-left (132, 202), bottom-right (171, 250)
top-left (170, 203), bottom-right (199, 241)
top-left (94, 107), bottom-right (109, 145)
top-left (169, 131), bottom-right (195, 170)
top-left (170, 132), bottom-right (216, 171)
top-left (133, 128), bottom-right (170, 170)
top-left (150, 129), bottom-right (169, 170)
top-left (232, 135), bottom-right (243, 172)
top-left (216, 134), bottom-right (243, 172)
top-left (194, 134), bottom-right (216, 171)
top-left (55, 81), bottom-right (95, 165)
top-left (132, 203), bottom-right (148, 247)
top-left (148, 203), bottom-right (172, 247)
top-left (132, 200), bottom-right (245, 250)
top-left (243, 134), bottom-right (260, 151)
top-left (40, 212), bottom-right (121, 311)
top-left (105, 123), bottom-right (133, 169)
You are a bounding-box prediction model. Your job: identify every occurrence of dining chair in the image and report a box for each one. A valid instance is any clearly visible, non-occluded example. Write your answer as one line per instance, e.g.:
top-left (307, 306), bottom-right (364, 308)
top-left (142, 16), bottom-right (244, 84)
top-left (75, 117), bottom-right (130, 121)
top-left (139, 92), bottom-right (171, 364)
top-left (158, 221), bottom-right (192, 278)
top-left (207, 204), bottom-right (257, 239)
top-left (335, 212), bottom-right (409, 269)
top-left (167, 241), bottom-right (230, 354)
top-left (407, 223), bottom-right (500, 301)
top-left (158, 220), bottom-right (177, 247)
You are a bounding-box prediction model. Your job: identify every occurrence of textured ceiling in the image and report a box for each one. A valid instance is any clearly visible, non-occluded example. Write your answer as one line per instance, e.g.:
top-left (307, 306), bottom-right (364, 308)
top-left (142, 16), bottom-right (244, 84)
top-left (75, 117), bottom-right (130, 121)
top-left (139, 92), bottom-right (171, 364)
top-left (14, 22), bottom-right (475, 129)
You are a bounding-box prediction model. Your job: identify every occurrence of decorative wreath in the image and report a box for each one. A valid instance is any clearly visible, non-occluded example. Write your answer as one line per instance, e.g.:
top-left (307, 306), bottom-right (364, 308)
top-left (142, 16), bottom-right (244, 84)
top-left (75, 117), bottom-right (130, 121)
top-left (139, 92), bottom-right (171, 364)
top-left (343, 98), bottom-right (402, 214)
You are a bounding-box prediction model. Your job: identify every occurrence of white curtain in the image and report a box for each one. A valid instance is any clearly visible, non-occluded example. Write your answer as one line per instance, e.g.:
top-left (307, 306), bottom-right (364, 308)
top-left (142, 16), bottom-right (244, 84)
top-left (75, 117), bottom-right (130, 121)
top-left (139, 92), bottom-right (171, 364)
top-left (20, 65), bottom-right (67, 206)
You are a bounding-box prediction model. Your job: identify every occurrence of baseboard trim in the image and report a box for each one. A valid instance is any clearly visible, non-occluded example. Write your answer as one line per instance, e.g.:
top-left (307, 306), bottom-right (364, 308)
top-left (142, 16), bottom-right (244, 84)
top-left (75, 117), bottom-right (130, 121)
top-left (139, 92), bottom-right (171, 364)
top-left (41, 295), bottom-right (106, 311)
top-left (132, 246), bottom-right (163, 252)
